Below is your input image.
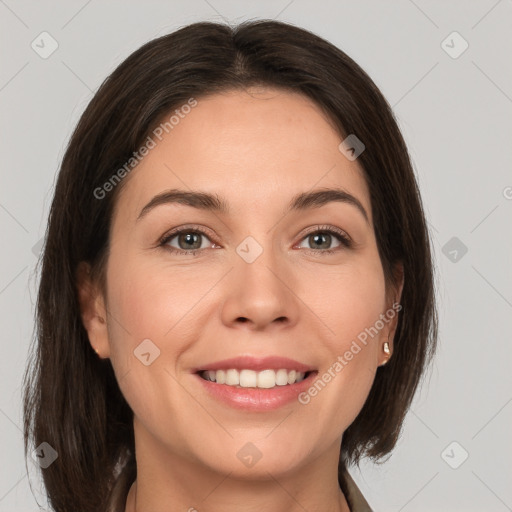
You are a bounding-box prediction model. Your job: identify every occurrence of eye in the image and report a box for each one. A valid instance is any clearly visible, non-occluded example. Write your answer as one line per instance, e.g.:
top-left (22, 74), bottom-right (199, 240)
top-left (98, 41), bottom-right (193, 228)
top-left (296, 225), bottom-right (352, 255)
top-left (158, 224), bottom-right (352, 257)
top-left (159, 226), bottom-right (216, 256)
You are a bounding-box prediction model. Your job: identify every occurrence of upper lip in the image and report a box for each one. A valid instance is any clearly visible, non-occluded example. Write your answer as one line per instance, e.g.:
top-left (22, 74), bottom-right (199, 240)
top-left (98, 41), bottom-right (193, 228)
top-left (192, 356), bottom-right (316, 373)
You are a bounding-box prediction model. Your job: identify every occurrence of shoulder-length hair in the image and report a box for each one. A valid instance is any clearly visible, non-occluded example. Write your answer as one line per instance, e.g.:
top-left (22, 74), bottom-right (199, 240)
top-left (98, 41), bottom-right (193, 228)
top-left (23, 19), bottom-right (438, 512)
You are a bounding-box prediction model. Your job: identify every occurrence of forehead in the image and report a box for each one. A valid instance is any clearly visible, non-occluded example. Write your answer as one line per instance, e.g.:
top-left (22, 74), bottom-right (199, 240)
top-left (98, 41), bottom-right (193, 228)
top-left (113, 87), bottom-right (371, 226)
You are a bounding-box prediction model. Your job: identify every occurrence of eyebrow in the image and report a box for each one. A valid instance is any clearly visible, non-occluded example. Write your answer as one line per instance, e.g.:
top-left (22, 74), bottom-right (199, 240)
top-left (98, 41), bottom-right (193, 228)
top-left (137, 187), bottom-right (369, 225)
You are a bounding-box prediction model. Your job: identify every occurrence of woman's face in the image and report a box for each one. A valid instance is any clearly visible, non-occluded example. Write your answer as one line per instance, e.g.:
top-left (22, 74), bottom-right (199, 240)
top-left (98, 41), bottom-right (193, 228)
top-left (81, 87), bottom-right (402, 480)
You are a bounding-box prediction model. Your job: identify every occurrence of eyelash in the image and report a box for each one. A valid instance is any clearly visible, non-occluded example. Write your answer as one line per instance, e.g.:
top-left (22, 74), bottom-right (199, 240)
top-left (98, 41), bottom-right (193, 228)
top-left (158, 224), bottom-right (352, 257)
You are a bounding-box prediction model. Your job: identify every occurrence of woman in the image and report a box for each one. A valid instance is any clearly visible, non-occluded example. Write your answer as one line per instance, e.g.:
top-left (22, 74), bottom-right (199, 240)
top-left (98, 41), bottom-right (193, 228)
top-left (23, 19), bottom-right (438, 512)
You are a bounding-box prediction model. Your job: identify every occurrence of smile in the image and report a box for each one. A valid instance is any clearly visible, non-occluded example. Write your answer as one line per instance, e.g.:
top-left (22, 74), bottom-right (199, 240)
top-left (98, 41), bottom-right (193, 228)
top-left (199, 368), bottom-right (312, 388)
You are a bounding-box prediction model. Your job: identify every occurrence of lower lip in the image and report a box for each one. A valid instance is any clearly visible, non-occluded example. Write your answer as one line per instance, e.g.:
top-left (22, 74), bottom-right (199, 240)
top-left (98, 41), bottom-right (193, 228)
top-left (194, 372), bottom-right (317, 411)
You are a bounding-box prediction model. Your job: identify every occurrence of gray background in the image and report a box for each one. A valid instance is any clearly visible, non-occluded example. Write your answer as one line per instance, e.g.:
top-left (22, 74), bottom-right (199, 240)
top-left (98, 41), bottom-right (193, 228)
top-left (1, 1), bottom-right (511, 511)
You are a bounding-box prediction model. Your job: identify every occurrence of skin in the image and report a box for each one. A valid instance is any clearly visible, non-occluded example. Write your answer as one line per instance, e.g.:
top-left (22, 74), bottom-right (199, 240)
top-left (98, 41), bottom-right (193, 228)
top-left (78, 87), bottom-right (403, 512)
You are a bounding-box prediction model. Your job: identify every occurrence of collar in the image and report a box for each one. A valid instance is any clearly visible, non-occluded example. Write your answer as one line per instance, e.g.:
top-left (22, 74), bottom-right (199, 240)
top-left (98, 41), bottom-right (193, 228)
top-left (340, 468), bottom-right (374, 511)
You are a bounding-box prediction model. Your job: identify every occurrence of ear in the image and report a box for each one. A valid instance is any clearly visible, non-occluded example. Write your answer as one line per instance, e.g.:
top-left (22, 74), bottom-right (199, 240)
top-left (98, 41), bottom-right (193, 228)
top-left (76, 261), bottom-right (111, 359)
top-left (383, 260), bottom-right (405, 353)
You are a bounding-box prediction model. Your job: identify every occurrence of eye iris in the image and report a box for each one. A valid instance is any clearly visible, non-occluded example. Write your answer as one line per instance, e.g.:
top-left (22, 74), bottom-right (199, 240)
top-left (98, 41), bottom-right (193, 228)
top-left (179, 232), bottom-right (201, 250)
top-left (310, 232), bottom-right (331, 249)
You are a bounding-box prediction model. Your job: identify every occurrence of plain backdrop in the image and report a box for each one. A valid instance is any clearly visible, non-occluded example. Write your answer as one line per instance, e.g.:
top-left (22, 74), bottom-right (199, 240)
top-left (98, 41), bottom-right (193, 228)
top-left (1, 1), bottom-right (511, 511)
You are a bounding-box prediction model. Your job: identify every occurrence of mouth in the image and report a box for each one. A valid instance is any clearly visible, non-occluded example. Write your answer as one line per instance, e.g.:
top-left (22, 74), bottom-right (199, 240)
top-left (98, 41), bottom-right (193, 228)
top-left (192, 356), bottom-right (318, 411)
top-left (197, 368), bottom-right (317, 389)
top-left (192, 355), bottom-right (317, 389)
top-left (194, 368), bottom-right (318, 411)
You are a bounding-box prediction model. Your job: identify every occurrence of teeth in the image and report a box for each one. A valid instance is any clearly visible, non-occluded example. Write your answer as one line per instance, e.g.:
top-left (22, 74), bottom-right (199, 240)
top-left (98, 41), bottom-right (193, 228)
top-left (275, 369), bottom-right (289, 385)
top-left (226, 369), bottom-right (239, 386)
top-left (240, 369), bottom-right (256, 388)
top-left (215, 369), bottom-right (226, 384)
top-left (201, 369), bottom-right (307, 388)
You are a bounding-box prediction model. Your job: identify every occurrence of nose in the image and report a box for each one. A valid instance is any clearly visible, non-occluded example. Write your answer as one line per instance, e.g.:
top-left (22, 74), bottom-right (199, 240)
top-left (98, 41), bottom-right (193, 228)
top-left (220, 242), bottom-right (300, 332)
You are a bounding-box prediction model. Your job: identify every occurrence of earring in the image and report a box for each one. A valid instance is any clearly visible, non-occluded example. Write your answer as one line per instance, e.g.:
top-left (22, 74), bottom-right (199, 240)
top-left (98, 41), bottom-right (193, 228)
top-left (381, 340), bottom-right (391, 366)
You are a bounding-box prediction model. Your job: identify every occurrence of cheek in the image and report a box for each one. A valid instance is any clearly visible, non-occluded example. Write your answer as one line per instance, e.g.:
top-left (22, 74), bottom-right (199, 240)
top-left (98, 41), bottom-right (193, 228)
top-left (103, 256), bottom-right (204, 442)
top-left (101, 254), bottom-right (183, 387)
top-left (298, 257), bottom-right (385, 416)
top-left (303, 256), bottom-right (387, 343)
top-left (107, 253), bottom-right (207, 341)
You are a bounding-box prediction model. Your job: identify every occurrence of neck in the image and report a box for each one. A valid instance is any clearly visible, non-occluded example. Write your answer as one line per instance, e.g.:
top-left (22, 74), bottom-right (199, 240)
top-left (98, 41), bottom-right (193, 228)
top-left (124, 452), bottom-right (350, 512)
top-left (126, 479), bottom-right (350, 512)
top-left (124, 417), bottom-right (351, 512)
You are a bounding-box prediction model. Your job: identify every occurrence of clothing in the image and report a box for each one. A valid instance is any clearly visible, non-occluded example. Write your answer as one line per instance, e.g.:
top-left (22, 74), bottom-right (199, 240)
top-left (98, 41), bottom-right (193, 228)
top-left (340, 468), bottom-right (374, 512)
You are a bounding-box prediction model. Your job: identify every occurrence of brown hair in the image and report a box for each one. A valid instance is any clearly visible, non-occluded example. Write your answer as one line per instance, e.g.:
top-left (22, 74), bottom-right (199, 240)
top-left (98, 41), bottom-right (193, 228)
top-left (23, 19), bottom-right (438, 512)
